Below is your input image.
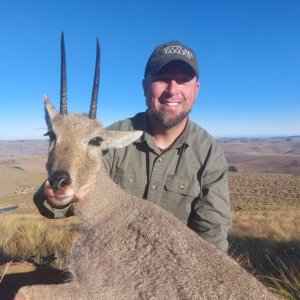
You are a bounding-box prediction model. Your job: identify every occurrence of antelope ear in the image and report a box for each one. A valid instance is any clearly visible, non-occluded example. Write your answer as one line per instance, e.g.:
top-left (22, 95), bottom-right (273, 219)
top-left (44, 95), bottom-right (58, 128)
top-left (100, 130), bottom-right (143, 150)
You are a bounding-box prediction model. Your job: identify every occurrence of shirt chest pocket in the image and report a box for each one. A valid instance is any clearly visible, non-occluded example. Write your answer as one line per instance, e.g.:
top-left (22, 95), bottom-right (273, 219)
top-left (161, 175), bottom-right (201, 223)
top-left (114, 170), bottom-right (147, 199)
top-left (164, 175), bottom-right (200, 197)
top-left (114, 171), bottom-right (147, 187)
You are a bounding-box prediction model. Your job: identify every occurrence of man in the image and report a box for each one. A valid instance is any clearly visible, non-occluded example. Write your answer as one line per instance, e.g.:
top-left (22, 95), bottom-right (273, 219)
top-left (34, 41), bottom-right (232, 252)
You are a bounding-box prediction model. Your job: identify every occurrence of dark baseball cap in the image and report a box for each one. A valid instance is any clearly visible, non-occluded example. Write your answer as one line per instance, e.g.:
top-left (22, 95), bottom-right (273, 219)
top-left (144, 41), bottom-right (199, 78)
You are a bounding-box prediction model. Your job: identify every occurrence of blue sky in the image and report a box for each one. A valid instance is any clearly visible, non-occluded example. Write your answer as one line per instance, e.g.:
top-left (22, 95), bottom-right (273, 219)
top-left (0, 0), bottom-right (299, 139)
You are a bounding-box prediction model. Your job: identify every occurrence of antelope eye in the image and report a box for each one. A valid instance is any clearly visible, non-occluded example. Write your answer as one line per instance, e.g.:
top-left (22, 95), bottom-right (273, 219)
top-left (89, 136), bottom-right (103, 146)
top-left (44, 130), bottom-right (57, 141)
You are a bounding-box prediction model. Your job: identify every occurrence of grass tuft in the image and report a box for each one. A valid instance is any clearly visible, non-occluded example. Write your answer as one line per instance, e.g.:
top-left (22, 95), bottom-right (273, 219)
top-left (0, 214), bottom-right (81, 269)
top-left (266, 255), bottom-right (300, 300)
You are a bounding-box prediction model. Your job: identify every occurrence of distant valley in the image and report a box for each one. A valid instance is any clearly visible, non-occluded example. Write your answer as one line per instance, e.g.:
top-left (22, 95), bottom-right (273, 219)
top-left (0, 136), bottom-right (299, 176)
top-left (219, 136), bottom-right (300, 175)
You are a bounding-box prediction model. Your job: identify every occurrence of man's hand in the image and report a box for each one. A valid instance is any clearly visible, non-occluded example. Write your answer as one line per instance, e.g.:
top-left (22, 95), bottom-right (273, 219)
top-left (73, 176), bottom-right (97, 203)
top-left (44, 176), bottom-right (97, 208)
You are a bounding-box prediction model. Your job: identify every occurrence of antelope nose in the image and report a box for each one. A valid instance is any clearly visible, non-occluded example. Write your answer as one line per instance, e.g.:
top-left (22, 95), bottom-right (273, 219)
top-left (48, 170), bottom-right (72, 192)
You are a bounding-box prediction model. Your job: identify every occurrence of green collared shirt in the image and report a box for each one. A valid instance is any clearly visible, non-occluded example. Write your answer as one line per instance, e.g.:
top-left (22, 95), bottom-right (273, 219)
top-left (103, 112), bottom-right (231, 251)
top-left (34, 112), bottom-right (231, 251)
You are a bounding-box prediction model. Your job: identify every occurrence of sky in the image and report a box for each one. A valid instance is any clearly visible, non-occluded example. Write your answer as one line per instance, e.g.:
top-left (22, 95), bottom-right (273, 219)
top-left (0, 0), bottom-right (299, 139)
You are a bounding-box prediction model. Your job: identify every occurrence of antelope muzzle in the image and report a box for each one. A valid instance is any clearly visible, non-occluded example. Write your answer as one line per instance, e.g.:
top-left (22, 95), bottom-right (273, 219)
top-left (48, 170), bottom-right (72, 192)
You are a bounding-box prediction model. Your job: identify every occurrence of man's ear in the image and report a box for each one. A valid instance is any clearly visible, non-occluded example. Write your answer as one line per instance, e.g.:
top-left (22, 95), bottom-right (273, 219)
top-left (196, 82), bottom-right (200, 94)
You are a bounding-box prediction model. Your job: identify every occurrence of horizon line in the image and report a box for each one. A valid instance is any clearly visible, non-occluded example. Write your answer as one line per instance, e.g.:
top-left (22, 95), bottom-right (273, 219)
top-left (0, 134), bottom-right (300, 142)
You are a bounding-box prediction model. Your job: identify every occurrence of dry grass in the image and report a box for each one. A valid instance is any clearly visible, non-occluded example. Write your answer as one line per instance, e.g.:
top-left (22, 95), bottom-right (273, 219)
top-left (0, 155), bottom-right (47, 199)
top-left (228, 172), bottom-right (300, 299)
top-left (0, 213), bottom-right (81, 269)
top-left (0, 158), bottom-right (82, 270)
top-left (229, 172), bottom-right (300, 211)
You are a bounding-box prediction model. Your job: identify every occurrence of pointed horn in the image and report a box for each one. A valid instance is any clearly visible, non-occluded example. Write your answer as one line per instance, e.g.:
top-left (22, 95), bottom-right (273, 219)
top-left (89, 38), bottom-right (100, 119)
top-left (60, 32), bottom-right (67, 115)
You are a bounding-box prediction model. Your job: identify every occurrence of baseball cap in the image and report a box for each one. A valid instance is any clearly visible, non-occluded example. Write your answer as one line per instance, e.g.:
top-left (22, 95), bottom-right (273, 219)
top-left (144, 41), bottom-right (199, 78)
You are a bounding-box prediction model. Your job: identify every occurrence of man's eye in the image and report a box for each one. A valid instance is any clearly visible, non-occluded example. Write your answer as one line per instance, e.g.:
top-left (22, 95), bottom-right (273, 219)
top-left (176, 77), bottom-right (189, 84)
top-left (154, 76), bottom-right (189, 85)
top-left (44, 130), bottom-right (56, 141)
top-left (89, 136), bottom-right (103, 146)
top-left (155, 77), bottom-right (169, 83)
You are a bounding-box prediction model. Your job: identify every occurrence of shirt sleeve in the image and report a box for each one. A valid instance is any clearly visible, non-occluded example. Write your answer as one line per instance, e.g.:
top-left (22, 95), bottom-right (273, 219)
top-left (187, 142), bottom-right (232, 252)
top-left (33, 181), bottom-right (74, 219)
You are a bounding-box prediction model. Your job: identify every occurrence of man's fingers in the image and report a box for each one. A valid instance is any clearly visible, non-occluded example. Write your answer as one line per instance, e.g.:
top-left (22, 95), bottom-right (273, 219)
top-left (72, 177), bottom-right (97, 203)
top-left (80, 178), bottom-right (96, 192)
top-left (44, 176), bottom-right (97, 204)
top-left (44, 180), bottom-right (55, 197)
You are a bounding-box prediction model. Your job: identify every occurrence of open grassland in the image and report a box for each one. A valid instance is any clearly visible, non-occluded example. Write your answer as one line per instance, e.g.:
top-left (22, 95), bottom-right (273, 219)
top-left (229, 172), bottom-right (300, 211)
top-left (0, 160), bottom-right (299, 298)
top-left (228, 172), bottom-right (300, 299)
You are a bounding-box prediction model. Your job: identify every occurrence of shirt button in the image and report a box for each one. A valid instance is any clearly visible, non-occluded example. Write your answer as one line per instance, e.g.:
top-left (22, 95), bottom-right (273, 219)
top-left (129, 177), bottom-right (134, 183)
top-left (158, 157), bottom-right (163, 162)
top-left (152, 184), bottom-right (157, 190)
top-left (179, 184), bottom-right (185, 189)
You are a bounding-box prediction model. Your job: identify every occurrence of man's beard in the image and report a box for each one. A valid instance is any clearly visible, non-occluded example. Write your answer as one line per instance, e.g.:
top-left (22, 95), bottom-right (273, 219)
top-left (147, 106), bottom-right (191, 129)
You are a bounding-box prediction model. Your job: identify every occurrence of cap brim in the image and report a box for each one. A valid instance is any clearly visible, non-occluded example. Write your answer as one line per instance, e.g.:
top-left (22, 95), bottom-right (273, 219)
top-left (150, 56), bottom-right (198, 77)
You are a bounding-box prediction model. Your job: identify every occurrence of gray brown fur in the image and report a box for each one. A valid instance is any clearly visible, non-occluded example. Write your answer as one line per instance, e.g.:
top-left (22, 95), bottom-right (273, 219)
top-left (15, 99), bottom-right (277, 300)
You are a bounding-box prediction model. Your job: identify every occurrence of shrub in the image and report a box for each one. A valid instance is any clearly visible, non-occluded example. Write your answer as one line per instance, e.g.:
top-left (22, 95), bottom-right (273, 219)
top-left (228, 165), bottom-right (238, 172)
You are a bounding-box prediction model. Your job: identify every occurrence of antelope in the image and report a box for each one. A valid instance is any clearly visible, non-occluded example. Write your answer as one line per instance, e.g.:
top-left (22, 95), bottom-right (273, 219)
top-left (14, 34), bottom-right (277, 300)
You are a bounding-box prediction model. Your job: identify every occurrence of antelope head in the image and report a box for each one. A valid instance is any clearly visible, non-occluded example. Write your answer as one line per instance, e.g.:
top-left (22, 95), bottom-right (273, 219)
top-left (44, 33), bottom-right (142, 207)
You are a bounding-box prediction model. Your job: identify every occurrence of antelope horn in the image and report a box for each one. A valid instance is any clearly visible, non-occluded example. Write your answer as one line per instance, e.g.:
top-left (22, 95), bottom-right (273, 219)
top-left (60, 32), bottom-right (67, 115)
top-left (89, 38), bottom-right (100, 119)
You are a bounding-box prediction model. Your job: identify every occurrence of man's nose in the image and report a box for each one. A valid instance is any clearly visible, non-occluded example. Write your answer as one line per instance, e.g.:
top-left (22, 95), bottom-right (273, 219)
top-left (166, 80), bottom-right (178, 95)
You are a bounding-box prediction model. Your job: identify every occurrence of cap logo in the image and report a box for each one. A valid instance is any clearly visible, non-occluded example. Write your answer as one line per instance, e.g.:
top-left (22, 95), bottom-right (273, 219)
top-left (163, 45), bottom-right (194, 60)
